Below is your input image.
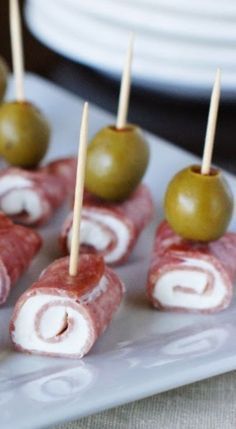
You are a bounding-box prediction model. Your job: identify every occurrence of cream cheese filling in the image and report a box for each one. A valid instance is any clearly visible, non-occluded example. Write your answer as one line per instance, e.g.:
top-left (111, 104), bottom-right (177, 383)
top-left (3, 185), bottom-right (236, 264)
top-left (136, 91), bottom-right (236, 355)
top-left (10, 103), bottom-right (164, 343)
top-left (0, 176), bottom-right (43, 221)
top-left (67, 209), bottom-right (130, 263)
top-left (12, 276), bottom-right (109, 355)
top-left (12, 295), bottom-right (90, 355)
top-left (154, 258), bottom-right (226, 310)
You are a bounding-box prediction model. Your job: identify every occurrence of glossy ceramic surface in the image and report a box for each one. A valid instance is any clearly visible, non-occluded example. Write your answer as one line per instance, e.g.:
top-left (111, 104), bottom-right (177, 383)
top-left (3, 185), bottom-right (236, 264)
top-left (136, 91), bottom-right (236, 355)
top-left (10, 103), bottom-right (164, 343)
top-left (25, 0), bottom-right (236, 97)
top-left (1, 75), bottom-right (236, 429)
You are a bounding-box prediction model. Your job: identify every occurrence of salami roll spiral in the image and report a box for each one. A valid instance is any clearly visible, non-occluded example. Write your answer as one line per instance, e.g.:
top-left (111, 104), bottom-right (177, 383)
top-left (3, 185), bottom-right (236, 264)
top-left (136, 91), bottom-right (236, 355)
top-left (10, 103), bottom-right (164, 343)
top-left (147, 221), bottom-right (236, 313)
top-left (60, 184), bottom-right (154, 266)
top-left (0, 213), bottom-right (41, 305)
top-left (10, 254), bottom-right (125, 358)
top-left (0, 158), bottom-right (76, 226)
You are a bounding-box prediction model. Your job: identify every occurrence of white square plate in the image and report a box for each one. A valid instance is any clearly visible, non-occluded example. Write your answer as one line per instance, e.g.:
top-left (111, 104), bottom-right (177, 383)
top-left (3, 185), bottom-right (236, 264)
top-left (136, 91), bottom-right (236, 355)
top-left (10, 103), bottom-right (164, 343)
top-left (1, 75), bottom-right (236, 429)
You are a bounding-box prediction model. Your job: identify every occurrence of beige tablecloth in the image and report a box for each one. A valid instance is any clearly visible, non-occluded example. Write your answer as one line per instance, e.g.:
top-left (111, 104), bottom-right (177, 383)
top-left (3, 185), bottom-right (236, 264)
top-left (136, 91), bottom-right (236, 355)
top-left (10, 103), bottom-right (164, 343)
top-left (54, 371), bottom-right (236, 429)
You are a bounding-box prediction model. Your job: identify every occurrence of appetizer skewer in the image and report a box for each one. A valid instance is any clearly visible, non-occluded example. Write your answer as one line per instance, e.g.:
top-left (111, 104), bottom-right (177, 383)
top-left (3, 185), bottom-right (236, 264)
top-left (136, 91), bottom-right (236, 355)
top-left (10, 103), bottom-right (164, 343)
top-left (10, 103), bottom-right (125, 358)
top-left (61, 34), bottom-right (154, 266)
top-left (0, 212), bottom-right (41, 305)
top-left (85, 33), bottom-right (149, 202)
top-left (0, 1), bottom-right (77, 227)
top-left (0, 0), bottom-right (50, 168)
top-left (147, 70), bottom-right (236, 314)
top-left (164, 69), bottom-right (233, 242)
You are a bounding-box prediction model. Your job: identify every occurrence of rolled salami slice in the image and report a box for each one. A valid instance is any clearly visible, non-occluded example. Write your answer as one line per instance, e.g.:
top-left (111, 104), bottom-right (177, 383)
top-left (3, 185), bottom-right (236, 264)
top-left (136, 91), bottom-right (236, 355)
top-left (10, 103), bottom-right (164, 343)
top-left (147, 221), bottom-right (236, 314)
top-left (0, 213), bottom-right (41, 305)
top-left (0, 158), bottom-right (76, 226)
top-left (10, 254), bottom-right (125, 358)
top-left (60, 184), bottom-right (154, 266)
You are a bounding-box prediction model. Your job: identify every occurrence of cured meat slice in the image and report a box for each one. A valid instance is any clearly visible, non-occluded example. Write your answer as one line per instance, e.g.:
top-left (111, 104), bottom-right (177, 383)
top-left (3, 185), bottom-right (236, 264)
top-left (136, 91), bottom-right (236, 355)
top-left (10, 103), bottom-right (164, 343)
top-left (60, 184), bottom-right (154, 266)
top-left (0, 158), bottom-right (76, 226)
top-left (0, 213), bottom-right (41, 305)
top-left (10, 254), bottom-right (125, 358)
top-left (147, 221), bottom-right (236, 313)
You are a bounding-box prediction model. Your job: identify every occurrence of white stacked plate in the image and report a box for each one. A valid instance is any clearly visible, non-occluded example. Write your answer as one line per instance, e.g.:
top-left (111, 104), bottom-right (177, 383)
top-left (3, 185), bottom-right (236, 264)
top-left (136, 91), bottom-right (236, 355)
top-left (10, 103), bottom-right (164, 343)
top-left (25, 0), bottom-right (236, 98)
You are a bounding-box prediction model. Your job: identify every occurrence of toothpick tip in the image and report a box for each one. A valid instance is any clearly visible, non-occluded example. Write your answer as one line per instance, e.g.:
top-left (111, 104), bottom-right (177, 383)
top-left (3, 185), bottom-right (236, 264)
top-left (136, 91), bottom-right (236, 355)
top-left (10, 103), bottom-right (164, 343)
top-left (216, 68), bottom-right (221, 80)
top-left (81, 102), bottom-right (89, 121)
top-left (129, 31), bottom-right (135, 41)
top-left (201, 67), bottom-right (221, 175)
top-left (128, 32), bottom-right (135, 51)
top-left (116, 32), bottom-right (134, 129)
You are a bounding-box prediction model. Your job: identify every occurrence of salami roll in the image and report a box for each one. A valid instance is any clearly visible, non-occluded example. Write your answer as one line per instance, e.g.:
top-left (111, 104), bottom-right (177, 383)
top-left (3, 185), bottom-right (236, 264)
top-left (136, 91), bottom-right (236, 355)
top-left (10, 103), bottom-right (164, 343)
top-left (147, 221), bottom-right (236, 314)
top-left (0, 213), bottom-right (41, 305)
top-left (0, 158), bottom-right (76, 226)
top-left (10, 254), bottom-right (125, 358)
top-left (60, 184), bottom-right (154, 266)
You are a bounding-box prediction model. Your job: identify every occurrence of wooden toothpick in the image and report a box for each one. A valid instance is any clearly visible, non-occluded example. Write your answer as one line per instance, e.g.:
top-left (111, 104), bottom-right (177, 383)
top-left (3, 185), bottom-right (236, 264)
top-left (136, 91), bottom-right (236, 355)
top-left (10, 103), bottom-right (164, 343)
top-left (201, 68), bottom-right (221, 175)
top-left (116, 33), bottom-right (134, 129)
top-left (10, 0), bottom-right (25, 101)
top-left (69, 102), bottom-right (89, 277)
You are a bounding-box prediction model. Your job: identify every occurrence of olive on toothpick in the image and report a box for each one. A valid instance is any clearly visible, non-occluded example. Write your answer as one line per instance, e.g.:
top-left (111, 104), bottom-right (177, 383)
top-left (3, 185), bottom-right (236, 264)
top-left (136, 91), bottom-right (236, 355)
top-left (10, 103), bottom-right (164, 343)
top-left (164, 165), bottom-right (233, 242)
top-left (0, 56), bottom-right (8, 102)
top-left (0, 101), bottom-right (50, 168)
top-left (164, 69), bottom-right (233, 242)
top-left (0, 0), bottom-right (50, 168)
top-left (85, 34), bottom-right (149, 202)
top-left (85, 124), bottom-right (149, 201)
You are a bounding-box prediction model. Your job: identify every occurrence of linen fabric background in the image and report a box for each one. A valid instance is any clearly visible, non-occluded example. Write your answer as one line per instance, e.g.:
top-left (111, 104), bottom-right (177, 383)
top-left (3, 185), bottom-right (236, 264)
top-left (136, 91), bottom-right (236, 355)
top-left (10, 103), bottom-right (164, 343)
top-left (53, 371), bottom-right (236, 429)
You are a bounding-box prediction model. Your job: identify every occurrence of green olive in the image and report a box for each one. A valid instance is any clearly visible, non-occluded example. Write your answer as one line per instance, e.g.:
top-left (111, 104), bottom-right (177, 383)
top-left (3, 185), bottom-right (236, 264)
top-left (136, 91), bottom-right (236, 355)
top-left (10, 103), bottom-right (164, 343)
top-left (0, 101), bottom-right (50, 168)
top-left (164, 165), bottom-right (234, 241)
top-left (0, 57), bottom-right (8, 102)
top-left (85, 124), bottom-right (149, 201)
